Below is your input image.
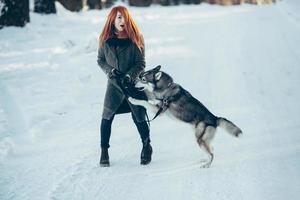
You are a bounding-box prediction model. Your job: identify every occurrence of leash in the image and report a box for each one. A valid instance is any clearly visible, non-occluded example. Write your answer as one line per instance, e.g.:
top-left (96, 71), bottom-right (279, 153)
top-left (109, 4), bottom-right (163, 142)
top-left (115, 75), bottom-right (181, 130)
top-left (115, 77), bottom-right (162, 129)
top-left (146, 99), bottom-right (169, 122)
top-left (114, 77), bottom-right (151, 125)
top-left (143, 74), bottom-right (170, 124)
top-left (145, 83), bottom-right (183, 124)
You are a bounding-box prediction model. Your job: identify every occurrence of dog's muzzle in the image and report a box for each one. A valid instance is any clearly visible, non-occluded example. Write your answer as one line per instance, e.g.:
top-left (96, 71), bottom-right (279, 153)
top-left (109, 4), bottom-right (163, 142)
top-left (134, 79), bottom-right (146, 91)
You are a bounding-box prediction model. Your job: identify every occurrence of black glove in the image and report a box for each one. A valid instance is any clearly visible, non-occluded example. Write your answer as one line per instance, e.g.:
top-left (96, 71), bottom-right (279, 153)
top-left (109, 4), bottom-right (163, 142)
top-left (108, 68), bottom-right (124, 79)
top-left (121, 74), bottom-right (133, 88)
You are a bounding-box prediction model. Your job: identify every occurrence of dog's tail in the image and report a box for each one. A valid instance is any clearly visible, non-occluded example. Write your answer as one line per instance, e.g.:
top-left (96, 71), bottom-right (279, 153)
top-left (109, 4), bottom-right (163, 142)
top-left (217, 117), bottom-right (242, 137)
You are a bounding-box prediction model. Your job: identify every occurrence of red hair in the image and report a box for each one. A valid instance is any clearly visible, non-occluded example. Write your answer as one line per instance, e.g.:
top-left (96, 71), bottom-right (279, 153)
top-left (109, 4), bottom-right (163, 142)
top-left (99, 6), bottom-right (144, 52)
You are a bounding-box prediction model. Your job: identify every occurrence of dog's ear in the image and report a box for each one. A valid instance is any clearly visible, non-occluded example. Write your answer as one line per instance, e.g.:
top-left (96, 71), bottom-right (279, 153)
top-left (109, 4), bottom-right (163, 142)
top-left (155, 71), bottom-right (162, 80)
top-left (153, 65), bottom-right (161, 72)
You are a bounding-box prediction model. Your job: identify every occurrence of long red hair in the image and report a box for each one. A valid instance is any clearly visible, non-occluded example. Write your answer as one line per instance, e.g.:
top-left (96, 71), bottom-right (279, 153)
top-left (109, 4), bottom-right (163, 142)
top-left (99, 6), bottom-right (144, 52)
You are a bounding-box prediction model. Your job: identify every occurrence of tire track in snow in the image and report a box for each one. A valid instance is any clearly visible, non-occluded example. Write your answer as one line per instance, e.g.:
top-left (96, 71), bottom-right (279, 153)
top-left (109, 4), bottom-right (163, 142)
top-left (48, 153), bottom-right (102, 199)
top-left (48, 151), bottom-right (133, 200)
top-left (0, 79), bottom-right (27, 137)
top-left (0, 79), bottom-right (27, 162)
top-left (48, 151), bottom-right (203, 200)
top-left (48, 150), bottom-right (137, 199)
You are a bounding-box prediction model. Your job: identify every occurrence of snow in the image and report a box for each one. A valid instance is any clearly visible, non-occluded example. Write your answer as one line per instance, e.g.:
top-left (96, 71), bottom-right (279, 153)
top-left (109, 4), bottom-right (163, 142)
top-left (1, 1), bottom-right (300, 199)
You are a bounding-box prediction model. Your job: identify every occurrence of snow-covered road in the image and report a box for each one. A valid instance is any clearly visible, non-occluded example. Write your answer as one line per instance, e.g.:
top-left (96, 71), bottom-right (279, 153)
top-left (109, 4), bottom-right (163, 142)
top-left (0, 1), bottom-right (300, 199)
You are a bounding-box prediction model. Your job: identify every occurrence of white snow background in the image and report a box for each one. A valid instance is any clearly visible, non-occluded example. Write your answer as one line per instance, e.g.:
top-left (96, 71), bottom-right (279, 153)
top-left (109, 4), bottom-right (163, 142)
top-left (0, 0), bottom-right (300, 199)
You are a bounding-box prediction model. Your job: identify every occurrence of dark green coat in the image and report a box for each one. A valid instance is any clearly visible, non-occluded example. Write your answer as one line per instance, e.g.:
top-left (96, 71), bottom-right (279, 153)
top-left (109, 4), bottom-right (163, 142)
top-left (97, 38), bottom-right (147, 122)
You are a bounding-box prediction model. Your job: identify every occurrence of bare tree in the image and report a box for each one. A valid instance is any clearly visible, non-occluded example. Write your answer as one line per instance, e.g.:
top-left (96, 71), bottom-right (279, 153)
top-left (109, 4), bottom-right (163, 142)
top-left (0, 0), bottom-right (29, 28)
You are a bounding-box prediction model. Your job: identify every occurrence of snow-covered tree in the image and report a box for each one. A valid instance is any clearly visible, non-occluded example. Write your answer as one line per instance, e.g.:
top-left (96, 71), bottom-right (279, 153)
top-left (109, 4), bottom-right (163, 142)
top-left (0, 0), bottom-right (30, 29)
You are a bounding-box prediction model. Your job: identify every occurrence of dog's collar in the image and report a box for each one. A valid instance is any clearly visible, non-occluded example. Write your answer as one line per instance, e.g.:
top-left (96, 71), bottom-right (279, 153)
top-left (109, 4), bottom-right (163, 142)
top-left (158, 83), bottom-right (181, 109)
top-left (147, 83), bottom-right (182, 123)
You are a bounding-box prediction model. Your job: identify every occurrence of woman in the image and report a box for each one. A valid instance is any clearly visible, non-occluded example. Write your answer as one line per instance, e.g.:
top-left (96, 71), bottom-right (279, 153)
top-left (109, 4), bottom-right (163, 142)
top-left (97, 6), bottom-right (152, 167)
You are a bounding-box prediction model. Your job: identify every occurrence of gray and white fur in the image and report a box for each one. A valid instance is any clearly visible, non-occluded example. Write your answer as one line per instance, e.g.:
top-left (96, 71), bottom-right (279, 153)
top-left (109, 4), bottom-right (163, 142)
top-left (128, 65), bottom-right (242, 168)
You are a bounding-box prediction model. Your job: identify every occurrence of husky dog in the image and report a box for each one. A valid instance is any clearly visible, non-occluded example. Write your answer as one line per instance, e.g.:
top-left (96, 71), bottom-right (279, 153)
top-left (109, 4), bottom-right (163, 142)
top-left (128, 65), bottom-right (242, 168)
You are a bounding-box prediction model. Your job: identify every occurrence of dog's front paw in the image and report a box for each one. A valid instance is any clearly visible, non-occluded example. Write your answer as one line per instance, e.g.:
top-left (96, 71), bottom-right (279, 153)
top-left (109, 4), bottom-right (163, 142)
top-left (149, 99), bottom-right (161, 105)
top-left (128, 97), bottom-right (137, 105)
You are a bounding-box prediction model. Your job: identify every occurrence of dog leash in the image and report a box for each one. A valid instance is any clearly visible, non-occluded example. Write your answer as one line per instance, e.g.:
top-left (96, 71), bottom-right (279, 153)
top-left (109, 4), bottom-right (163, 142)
top-left (116, 78), bottom-right (153, 128)
top-left (115, 77), bottom-right (180, 131)
top-left (146, 99), bottom-right (169, 122)
top-left (114, 77), bottom-right (157, 129)
top-left (143, 99), bottom-right (169, 129)
top-left (146, 84), bottom-right (184, 123)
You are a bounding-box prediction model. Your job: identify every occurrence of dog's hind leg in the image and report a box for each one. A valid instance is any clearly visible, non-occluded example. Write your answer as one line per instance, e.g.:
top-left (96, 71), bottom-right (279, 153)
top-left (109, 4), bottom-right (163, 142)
top-left (200, 141), bottom-right (214, 168)
top-left (196, 125), bottom-right (216, 168)
top-left (195, 122), bottom-right (209, 167)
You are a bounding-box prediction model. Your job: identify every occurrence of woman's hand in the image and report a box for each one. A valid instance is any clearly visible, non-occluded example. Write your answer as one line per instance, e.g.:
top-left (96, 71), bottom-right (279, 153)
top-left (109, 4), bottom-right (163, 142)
top-left (121, 74), bottom-right (133, 88)
top-left (109, 68), bottom-right (124, 79)
top-left (109, 69), bottom-right (133, 88)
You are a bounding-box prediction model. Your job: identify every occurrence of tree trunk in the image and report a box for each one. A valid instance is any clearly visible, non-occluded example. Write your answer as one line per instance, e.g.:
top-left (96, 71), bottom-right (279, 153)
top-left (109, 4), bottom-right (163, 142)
top-left (87, 0), bottom-right (102, 9)
top-left (34, 0), bottom-right (56, 14)
top-left (159, 0), bottom-right (170, 6)
top-left (155, 0), bottom-right (201, 6)
top-left (129, 0), bottom-right (152, 7)
top-left (56, 0), bottom-right (82, 12)
top-left (103, 0), bottom-right (114, 8)
top-left (182, 0), bottom-right (192, 4)
top-left (192, 0), bottom-right (202, 4)
top-left (0, 0), bottom-right (30, 28)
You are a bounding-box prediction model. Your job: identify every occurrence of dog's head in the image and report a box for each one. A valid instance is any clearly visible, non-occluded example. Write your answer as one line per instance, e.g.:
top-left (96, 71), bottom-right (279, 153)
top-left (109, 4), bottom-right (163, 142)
top-left (135, 65), bottom-right (173, 93)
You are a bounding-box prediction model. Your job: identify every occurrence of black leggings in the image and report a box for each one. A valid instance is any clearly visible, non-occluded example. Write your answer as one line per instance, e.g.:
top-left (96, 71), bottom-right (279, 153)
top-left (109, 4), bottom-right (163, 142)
top-left (100, 114), bottom-right (150, 149)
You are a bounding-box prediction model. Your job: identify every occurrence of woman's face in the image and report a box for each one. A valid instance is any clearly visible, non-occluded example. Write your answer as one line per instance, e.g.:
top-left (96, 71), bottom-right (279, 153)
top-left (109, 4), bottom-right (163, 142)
top-left (114, 11), bottom-right (125, 32)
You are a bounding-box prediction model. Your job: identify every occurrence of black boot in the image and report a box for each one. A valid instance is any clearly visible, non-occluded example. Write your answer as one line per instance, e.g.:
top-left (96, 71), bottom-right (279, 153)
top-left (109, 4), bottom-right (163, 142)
top-left (140, 138), bottom-right (152, 165)
top-left (100, 148), bottom-right (110, 167)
